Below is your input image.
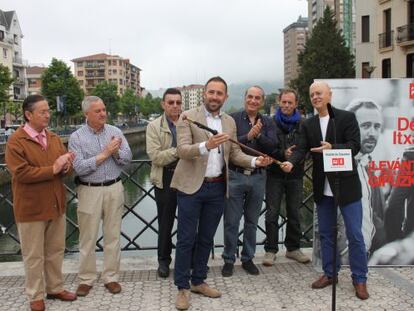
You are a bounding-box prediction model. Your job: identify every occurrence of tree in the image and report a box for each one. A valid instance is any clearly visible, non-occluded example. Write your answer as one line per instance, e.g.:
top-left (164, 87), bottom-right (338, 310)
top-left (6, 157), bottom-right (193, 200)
top-left (0, 64), bottom-right (14, 126)
top-left (138, 93), bottom-right (162, 117)
top-left (291, 6), bottom-right (355, 112)
top-left (120, 88), bottom-right (140, 120)
top-left (41, 58), bottom-right (84, 117)
top-left (92, 81), bottom-right (120, 120)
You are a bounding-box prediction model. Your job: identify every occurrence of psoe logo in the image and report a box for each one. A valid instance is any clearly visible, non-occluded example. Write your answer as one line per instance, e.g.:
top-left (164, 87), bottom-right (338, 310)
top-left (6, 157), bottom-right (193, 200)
top-left (332, 157), bottom-right (344, 166)
top-left (410, 83), bottom-right (414, 100)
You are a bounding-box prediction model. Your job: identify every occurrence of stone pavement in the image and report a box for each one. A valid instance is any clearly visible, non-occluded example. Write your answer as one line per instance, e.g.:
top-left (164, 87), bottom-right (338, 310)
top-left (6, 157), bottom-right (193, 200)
top-left (0, 250), bottom-right (413, 311)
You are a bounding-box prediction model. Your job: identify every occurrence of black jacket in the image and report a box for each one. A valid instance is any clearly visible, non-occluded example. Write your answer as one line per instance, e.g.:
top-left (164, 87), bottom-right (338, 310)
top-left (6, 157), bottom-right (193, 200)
top-left (268, 117), bottom-right (304, 179)
top-left (290, 107), bottom-right (362, 206)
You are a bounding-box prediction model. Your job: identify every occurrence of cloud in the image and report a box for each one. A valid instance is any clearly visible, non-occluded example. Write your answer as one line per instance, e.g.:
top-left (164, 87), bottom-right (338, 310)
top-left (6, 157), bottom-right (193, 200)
top-left (3, 0), bottom-right (307, 88)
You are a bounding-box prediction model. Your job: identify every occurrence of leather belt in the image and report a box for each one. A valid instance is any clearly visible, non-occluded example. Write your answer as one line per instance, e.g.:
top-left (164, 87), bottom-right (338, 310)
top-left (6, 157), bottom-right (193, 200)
top-left (230, 167), bottom-right (263, 176)
top-left (204, 175), bottom-right (225, 183)
top-left (78, 177), bottom-right (121, 187)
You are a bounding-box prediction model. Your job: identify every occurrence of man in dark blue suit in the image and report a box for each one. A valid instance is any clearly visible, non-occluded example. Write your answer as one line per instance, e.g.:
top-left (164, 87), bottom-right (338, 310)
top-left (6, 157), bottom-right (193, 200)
top-left (284, 81), bottom-right (369, 300)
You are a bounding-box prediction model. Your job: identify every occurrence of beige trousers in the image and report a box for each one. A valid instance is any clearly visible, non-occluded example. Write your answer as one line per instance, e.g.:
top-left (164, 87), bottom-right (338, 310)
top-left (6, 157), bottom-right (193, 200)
top-left (17, 214), bottom-right (66, 301)
top-left (77, 181), bottom-right (124, 285)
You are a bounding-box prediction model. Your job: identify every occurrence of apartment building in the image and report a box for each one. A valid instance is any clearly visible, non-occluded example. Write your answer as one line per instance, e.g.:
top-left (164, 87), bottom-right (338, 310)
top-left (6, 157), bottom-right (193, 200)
top-left (355, 0), bottom-right (414, 78)
top-left (72, 53), bottom-right (142, 96)
top-left (283, 16), bottom-right (308, 87)
top-left (335, 0), bottom-right (356, 50)
top-left (0, 10), bottom-right (27, 101)
top-left (177, 84), bottom-right (204, 110)
top-left (308, 0), bottom-right (335, 30)
top-left (26, 65), bottom-right (46, 95)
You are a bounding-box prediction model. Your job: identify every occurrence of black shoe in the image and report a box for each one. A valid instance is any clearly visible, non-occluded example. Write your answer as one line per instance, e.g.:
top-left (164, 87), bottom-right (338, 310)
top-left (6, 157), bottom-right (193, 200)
top-left (242, 260), bottom-right (259, 275)
top-left (221, 263), bottom-right (234, 277)
top-left (157, 265), bottom-right (170, 278)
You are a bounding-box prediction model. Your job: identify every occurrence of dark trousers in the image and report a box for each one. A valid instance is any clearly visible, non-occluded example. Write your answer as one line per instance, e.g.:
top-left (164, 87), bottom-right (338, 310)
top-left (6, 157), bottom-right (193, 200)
top-left (264, 174), bottom-right (303, 253)
top-left (174, 181), bottom-right (225, 289)
top-left (154, 168), bottom-right (177, 267)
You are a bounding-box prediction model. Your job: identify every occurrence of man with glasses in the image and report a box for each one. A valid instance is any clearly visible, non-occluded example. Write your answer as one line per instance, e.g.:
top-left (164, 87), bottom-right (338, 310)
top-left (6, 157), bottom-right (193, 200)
top-left (146, 88), bottom-right (182, 278)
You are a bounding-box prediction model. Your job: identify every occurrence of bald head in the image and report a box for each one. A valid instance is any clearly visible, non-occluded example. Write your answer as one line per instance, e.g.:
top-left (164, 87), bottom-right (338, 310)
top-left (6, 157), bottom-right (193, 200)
top-left (309, 81), bottom-right (332, 116)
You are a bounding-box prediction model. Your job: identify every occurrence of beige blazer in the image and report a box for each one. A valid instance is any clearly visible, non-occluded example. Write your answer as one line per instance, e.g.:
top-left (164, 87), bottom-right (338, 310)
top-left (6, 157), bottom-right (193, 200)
top-left (146, 113), bottom-right (178, 189)
top-left (170, 106), bottom-right (254, 195)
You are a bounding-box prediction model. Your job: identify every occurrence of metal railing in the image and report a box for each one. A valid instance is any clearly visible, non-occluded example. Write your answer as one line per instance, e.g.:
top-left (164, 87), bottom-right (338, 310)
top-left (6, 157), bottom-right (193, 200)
top-left (379, 30), bottom-right (394, 49)
top-left (396, 23), bottom-right (414, 44)
top-left (0, 160), bottom-right (314, 260)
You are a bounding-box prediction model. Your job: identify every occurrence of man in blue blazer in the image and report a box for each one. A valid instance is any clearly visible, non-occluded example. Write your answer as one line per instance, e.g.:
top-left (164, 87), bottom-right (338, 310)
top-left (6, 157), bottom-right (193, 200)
top-left (284, 81), bottom-right (369, 300)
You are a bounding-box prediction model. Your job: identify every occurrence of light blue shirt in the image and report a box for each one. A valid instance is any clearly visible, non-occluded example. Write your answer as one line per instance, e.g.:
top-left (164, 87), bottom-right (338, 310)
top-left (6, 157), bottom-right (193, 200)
top-left (69, 123), bottom-right (132, 182)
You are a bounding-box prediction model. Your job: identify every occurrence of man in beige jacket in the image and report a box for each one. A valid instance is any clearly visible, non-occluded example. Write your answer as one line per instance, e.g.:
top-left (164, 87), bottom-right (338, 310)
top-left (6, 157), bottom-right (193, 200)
top-left (146, 88), bottom-right (182, 278)
top-left (171, 76), bottom-right (272, 310)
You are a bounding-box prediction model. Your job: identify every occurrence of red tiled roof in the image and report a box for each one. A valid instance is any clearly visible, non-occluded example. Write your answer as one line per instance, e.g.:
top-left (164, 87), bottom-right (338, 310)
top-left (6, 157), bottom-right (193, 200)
top-left (26, 66), bottom-right (46, 75)
top-left (71, 53), bottom-right (119, 62)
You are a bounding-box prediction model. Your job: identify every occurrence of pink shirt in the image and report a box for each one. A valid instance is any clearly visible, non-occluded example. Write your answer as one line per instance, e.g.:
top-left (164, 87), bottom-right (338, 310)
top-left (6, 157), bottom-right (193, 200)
top-left (23, 124), bottom-right (47, 149)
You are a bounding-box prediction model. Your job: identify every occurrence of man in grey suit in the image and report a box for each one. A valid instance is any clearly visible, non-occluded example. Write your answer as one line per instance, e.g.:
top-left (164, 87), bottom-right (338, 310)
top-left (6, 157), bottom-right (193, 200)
top-left (171, 76), bottom-right (272, 310)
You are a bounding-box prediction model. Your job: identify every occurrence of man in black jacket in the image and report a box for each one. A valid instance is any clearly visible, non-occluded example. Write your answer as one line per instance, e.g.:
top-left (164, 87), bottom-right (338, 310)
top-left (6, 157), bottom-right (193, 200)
top-left (285, 81), bottom-right (369, 300)
top-left (263, 89), bottom-right (310, 266)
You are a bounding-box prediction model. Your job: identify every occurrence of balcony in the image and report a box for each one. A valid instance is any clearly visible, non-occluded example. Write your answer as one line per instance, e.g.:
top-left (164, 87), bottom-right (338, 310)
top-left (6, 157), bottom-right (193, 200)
top-left (379, 31), bottom-right (394, 51)
top-left (397, 23), bottom-right (414, 47)
top-left (12, 57), bottom-right (26, 67)
top-left (84, 62), bottom-right (105, 69)
top-left (13, 76), bottom-right (24, 85)
top-left (85, 73), bottom-right (105, 78)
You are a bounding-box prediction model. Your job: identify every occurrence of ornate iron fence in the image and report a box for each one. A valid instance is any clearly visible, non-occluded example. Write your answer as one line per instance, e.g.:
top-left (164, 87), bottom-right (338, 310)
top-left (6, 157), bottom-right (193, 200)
top-left (0, 160), bottom-right (314, 260)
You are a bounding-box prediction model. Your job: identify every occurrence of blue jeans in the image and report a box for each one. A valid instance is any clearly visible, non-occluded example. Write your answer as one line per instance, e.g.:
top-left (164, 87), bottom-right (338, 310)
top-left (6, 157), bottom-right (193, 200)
top-left (174, 181), bottom-right (225, 289)
top-left (265, 175), bottom-right (303, 253)
top-left (317, 196), bottom-right (368, 283)
top-left (222, 170), bottom-right (266, 264)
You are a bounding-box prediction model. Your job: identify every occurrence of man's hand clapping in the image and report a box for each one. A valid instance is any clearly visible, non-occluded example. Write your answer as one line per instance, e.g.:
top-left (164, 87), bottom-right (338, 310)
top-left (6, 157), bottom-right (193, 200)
top-left (53, 152), bottom-right (75, 175)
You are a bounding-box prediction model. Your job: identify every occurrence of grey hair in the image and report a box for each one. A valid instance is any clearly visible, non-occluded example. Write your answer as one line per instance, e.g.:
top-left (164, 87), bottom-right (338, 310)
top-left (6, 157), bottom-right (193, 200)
top-left (82, 96), bottom-right (103, 113)
top-left (244, 85), bottom-right (265, 100)
top-left (345, 98), bottom-right (382, 113)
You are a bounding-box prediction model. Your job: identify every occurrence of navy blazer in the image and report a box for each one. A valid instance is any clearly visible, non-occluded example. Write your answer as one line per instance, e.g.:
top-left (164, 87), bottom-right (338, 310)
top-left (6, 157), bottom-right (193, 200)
top-left (290, 106), bottom-right (362, 206)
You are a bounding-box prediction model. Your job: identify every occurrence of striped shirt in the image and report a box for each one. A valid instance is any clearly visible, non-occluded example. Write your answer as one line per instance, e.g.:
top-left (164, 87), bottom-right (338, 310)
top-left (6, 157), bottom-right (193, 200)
top-left (69, 123), bottom-right (132, 183)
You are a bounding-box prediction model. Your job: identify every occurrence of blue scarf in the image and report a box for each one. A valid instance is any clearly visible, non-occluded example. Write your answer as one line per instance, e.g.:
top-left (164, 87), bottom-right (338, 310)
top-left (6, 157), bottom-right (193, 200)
top-left (275, 108), bottom-right (301, 133)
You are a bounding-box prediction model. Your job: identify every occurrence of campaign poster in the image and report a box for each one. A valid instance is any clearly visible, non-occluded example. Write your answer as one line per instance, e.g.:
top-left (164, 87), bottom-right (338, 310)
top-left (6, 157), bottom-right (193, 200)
top-left (312, 78), bottom-right (414, 267)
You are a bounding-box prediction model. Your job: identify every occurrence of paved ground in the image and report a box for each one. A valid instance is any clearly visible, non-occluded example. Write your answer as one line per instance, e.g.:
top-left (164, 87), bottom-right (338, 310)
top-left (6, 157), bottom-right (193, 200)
top-left (0, 250), bottom-right (413, 311)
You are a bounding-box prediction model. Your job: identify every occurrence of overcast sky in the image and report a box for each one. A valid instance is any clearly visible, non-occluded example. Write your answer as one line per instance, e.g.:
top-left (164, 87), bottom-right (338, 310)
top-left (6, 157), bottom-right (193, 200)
top-left (3, 0), bottom-right (307, 90)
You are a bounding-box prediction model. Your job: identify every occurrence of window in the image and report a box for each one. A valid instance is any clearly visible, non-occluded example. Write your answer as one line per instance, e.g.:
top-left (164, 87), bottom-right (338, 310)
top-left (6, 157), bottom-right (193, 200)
top-left (3, 48), bottom-right (7, 58)
top-left (407, 53), bottom-right (414, 78)
top-left (14, 34), bottom-right (18, 44)
top-left (361, 16), bottom-right (370, 42)
top-left (382, 58), bottom-right (391, 78)
top-left (0, 30), bottom-right (4, 41)
top-left (78, 71), bottom-right (84, 77)
top-left (108, 69), bottom-right (112, 75)
top-left (113, 69), bottom-right (117, 74)
top-left (77, 62), bottom-right (83, 67)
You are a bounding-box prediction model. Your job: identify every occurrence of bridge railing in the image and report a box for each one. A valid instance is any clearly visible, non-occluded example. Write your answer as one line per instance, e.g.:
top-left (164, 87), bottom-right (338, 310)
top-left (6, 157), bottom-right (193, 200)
top-left (0, 160), bottom-right (314, 260)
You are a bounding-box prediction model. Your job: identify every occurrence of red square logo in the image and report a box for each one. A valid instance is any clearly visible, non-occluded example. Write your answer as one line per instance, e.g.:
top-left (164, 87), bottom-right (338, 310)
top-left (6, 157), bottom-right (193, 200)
top-left (410, 83), bottom-right (414, 99)
top-left (332, 158), bottom-right (344, 166)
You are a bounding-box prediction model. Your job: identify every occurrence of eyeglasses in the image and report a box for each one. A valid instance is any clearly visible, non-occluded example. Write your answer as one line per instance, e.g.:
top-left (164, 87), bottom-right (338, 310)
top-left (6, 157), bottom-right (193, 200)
top-left (166, 100), bottom-right (182, 106)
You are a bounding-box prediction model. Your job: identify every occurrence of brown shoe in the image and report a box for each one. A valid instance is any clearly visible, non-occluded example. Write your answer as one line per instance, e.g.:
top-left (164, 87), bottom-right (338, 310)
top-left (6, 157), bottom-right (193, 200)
top-left (104, 282), bottom-right (122, 294)
top-left (46, 290), bottom-right (77, 301)
top-left (30, 299), bottom-right (45, 311)
top-left (175, 289), bottom-right (190, 310)
top-left (76, 284), bottom-right (93, 297)
top-left (311, 275), bottom-right (337, 289)
top-left (190, 282), bottom-right (221, 298)
top-left (354, 282), bottom-right (369, 300)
